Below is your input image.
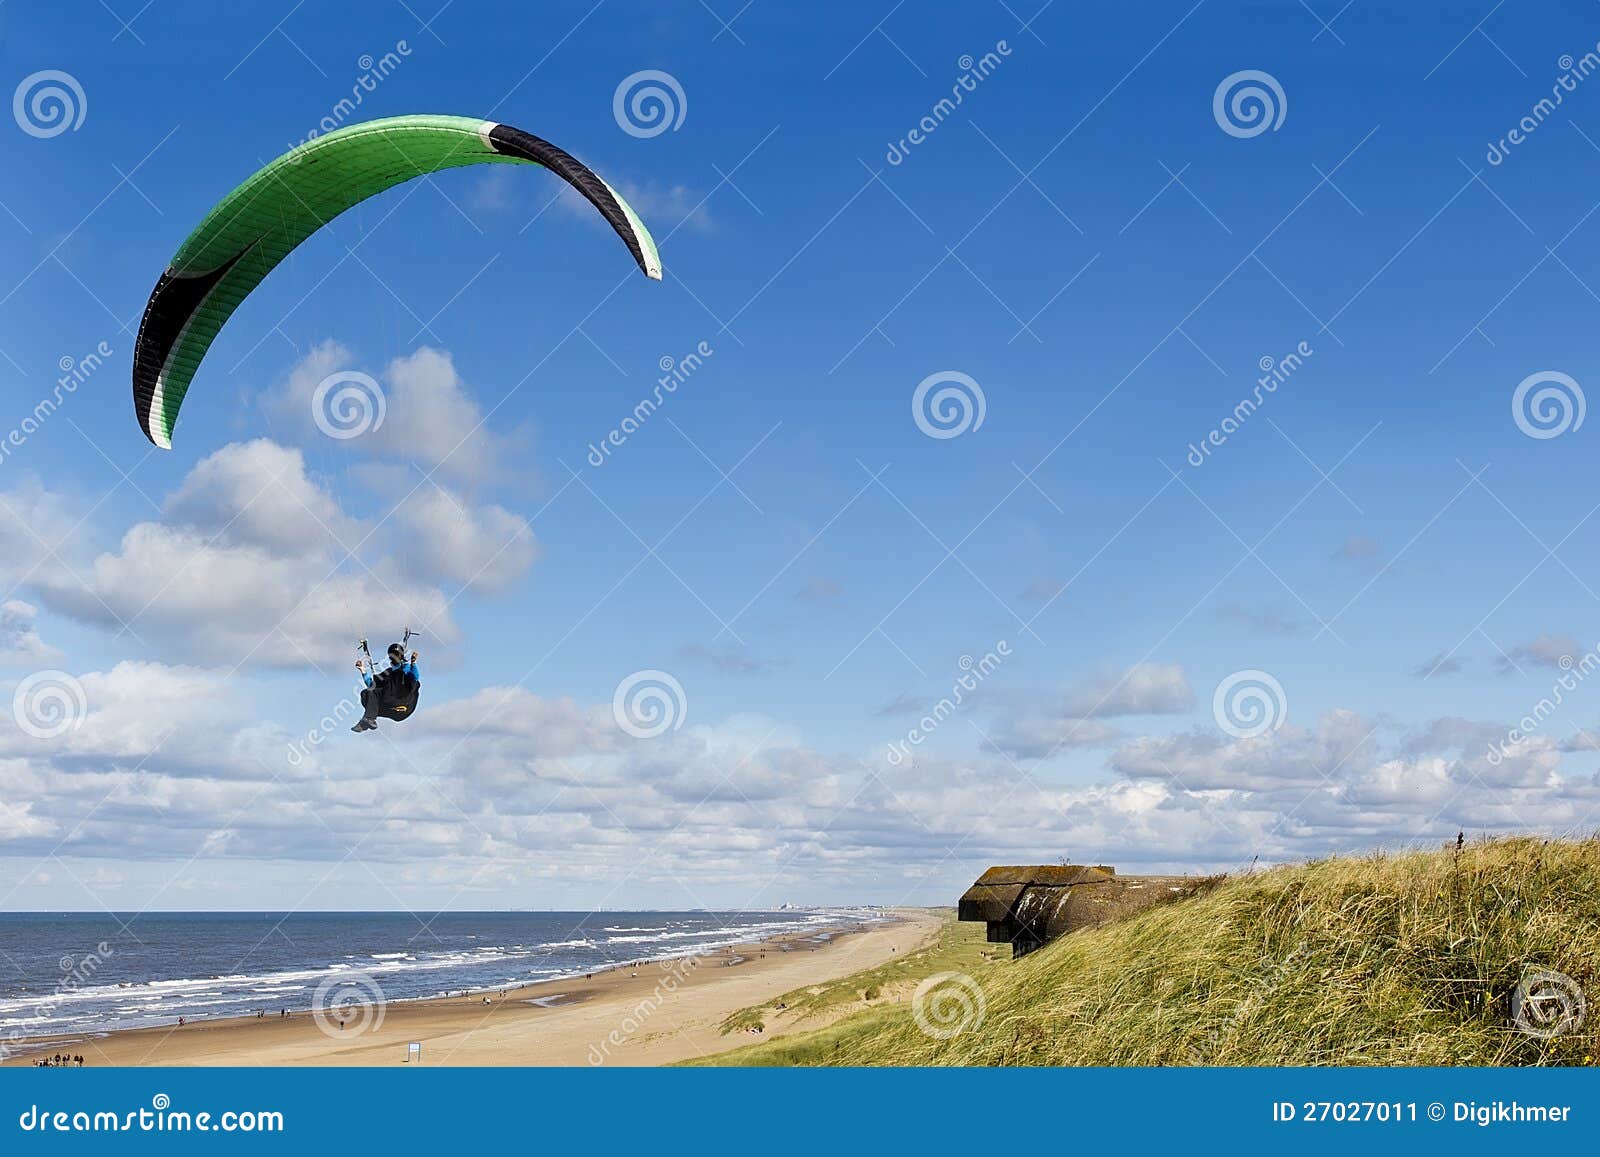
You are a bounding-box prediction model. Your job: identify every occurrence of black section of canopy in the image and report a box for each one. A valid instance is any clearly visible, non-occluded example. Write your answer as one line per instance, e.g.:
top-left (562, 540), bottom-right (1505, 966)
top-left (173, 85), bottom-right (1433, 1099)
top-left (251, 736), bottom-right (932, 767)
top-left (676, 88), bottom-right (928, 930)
top-left (488, 124), bottom-right (649, 277)
top-left (130, 245), bottom-right (252, 446)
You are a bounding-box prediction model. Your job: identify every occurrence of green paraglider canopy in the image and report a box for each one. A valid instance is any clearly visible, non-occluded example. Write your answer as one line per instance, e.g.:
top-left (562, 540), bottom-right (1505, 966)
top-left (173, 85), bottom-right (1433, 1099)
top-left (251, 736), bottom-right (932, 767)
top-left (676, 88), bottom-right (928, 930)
top-left (131, 114), bottom-right (662, 449)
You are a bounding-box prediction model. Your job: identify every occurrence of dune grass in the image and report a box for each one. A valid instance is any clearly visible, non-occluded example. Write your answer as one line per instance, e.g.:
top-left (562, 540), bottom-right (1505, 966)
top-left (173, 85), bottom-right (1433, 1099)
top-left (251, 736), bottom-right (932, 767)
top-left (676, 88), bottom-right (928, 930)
top-left (716, 910), bottom-right (994, 1036)
top-left (695, 837), bottom-right (1600, 1066)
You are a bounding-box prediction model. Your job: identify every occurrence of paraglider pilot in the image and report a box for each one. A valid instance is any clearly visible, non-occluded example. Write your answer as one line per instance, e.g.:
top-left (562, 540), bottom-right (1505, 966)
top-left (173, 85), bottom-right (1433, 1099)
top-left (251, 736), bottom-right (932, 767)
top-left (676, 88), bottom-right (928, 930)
top-left (352, 643), bottom-right (420, 732)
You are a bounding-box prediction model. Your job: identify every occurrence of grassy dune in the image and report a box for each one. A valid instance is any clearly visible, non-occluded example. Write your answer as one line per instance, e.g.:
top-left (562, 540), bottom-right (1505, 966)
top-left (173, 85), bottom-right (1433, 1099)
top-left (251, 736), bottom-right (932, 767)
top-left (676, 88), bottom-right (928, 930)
top-left (697, 837), bottom-right (1599, 1066)
top-left (716, 909), bottom-right (994, 1037)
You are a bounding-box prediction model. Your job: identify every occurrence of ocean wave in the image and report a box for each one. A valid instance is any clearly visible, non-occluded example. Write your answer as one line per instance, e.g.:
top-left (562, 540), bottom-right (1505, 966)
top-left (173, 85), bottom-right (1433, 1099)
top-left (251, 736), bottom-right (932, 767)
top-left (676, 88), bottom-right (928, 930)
top-left (604, 929), bottom-right (731, 944)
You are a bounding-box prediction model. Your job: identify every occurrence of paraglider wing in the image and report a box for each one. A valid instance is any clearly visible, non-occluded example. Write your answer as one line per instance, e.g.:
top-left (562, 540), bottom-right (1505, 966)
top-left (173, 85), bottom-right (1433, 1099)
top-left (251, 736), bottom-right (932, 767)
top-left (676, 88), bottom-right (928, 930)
top-left (132, 114), bottom-right (662, 449)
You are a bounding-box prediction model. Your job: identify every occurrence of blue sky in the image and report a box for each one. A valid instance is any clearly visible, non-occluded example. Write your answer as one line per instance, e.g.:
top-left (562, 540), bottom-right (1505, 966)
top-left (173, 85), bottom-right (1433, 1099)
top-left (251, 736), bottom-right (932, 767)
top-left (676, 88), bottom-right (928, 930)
top-left (3, 0), bottom-right (1600, 910)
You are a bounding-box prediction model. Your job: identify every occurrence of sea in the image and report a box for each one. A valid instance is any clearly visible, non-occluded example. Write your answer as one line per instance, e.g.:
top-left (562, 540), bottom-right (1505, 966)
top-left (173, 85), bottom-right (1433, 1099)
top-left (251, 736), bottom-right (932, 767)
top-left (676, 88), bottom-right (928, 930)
top-left (0, 909), bottom-right (881, 1040)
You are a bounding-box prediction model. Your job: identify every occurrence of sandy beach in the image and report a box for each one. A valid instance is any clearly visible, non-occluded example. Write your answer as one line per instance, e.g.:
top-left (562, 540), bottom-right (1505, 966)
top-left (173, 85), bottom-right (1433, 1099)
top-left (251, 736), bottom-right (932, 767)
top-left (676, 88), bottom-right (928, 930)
top-left (4, 910), bottom-right (941, 1067)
